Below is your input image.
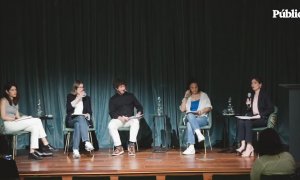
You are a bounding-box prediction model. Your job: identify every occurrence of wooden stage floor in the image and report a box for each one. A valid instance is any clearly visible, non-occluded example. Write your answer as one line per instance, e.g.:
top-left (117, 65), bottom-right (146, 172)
top-left (16, 148), bottom-right (255, 180)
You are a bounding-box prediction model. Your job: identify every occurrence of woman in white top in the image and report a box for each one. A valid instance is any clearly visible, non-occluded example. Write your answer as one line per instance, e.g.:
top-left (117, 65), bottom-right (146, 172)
top-left (0, 82), bottom-right (55, 160)
top-left (65, 80), bottom-right (94, 159)
top-left (251, 128), bottom-right (295, 180)
top-left (180, 80), bottom-right (212, 155)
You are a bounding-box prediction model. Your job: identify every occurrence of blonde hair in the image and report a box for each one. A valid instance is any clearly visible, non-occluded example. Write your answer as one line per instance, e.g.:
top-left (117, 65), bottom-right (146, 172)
top-left (71, 80), bottom-right (83, 95)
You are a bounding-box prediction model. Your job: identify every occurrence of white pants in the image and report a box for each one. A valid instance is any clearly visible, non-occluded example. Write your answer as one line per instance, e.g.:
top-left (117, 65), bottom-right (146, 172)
top-left (4, 118), bottom-right (47, 149)
top-left (108, 118), bottom-right (140, 146)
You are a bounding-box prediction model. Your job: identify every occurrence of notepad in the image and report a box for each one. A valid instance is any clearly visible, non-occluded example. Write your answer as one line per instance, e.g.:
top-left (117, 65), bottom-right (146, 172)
top-left (235, 115), bottom-right (260, 120)
top-left (71, 114), bottom-right (85, 116)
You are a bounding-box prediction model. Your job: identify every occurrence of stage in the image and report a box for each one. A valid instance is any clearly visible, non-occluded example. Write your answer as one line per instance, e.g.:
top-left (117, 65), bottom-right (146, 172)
top-left (16, 148), bottom-right (254, 180)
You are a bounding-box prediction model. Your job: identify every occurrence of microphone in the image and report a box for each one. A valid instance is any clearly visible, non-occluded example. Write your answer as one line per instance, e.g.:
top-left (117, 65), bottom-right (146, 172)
top-left (246, 92), bottom-right (251, 109)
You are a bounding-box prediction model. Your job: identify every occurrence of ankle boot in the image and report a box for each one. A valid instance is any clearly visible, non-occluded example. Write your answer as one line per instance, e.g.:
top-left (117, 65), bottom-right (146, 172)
top-left (242, 144), bottom-right (254, 157)
top-left (236, 140), bottom-right (246, 153)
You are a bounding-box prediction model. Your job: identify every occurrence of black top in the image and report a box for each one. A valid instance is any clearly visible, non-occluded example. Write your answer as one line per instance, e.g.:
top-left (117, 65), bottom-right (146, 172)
top-left (65, 94), bottom-right (93, 127)
top-left (250, 90), bottom-right (274, 119)
top-left (66, 94), bottom-right (93, 116)
top-left (109, 92), bottom-right (143, 119)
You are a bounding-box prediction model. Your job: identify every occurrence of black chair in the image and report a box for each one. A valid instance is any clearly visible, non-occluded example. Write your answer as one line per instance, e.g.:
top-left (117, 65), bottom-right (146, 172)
top-left (63, 118), bottom-right (96, 155)
top-left (0, 119), bottom-right (30, 159)
top-left (178, 112), bottom-right (213, 154)
top-left (252, 106), bottom-right (278, 142)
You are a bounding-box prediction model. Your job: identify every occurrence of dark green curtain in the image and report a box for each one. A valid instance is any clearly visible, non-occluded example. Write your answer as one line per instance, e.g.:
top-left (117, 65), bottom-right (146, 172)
top-left (0, 0), bottom-right (299, 149)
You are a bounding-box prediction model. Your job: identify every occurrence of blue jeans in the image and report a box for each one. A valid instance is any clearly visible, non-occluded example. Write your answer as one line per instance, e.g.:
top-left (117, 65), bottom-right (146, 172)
top-left (67, 115), bottom-right (89, 150)
top-left (186, 113), bottom-right (208, 144)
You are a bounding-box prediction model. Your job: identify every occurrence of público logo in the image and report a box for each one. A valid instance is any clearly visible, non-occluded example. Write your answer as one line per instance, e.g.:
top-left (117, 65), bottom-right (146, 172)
top-left (273, 9), bottom-right (300, 18)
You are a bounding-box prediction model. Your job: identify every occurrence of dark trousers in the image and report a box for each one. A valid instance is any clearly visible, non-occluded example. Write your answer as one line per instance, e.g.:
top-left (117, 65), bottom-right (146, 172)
top-left (237, 118), bottom-right (267, 143)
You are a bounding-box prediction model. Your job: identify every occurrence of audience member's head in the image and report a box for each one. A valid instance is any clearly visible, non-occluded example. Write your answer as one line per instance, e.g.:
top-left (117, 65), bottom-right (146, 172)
top-left (258, 128), bottom-right (284, 156)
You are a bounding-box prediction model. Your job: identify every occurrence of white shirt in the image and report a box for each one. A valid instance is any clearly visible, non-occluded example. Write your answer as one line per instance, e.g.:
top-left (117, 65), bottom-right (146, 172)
top-left (73, 101), bottom-right (83, 114)
top-left (252, 92), bottom-right (259, 115)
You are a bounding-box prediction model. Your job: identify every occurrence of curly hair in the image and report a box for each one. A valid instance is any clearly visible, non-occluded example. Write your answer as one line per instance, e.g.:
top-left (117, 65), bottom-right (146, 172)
top-left (113, 78), bottom-right (127, 89)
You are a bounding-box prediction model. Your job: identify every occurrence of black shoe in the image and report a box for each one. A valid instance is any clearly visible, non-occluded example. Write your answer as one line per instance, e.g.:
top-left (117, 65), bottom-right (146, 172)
top-left (28, 152), bottom-right (43, 160)
top-left (35, 149), bottom-right (53, 157)
top-left (43, 144), bottom-right (58, 152)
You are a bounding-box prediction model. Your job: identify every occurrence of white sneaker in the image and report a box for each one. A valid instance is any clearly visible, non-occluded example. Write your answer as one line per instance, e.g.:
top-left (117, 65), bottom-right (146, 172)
top-left (85, 141), bottom-right (94, 151)
top-left (182, 146), bottom-right (195, 155)
top-left (195, 129), bottom-right (205, 142)
top-left (197, 133), bottom-right (205, 142)
top-left (73, 149), bottom-right (80, 159)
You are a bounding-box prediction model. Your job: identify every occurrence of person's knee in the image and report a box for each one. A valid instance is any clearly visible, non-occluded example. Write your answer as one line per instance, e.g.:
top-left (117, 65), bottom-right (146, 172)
top-left (187, 113), bottom-right (194, 120)
top-left (186, 122), bottom-right (192, 129)
top-left (28, 124), bottom-right (39, 134)
top-left (73, 122), bottom-right (80, 129)
top-left (131, 119), bottom-right (140, 128)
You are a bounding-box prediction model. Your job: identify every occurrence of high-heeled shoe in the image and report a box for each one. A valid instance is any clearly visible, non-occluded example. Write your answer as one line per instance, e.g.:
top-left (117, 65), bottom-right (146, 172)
top-left (241, 145), bottom-right (254, 157)
top-left (236, 140), bottom-right (245, 154)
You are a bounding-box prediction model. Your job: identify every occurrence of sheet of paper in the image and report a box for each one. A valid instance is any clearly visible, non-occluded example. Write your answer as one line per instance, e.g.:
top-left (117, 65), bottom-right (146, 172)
top-left (71, 114), bottom-right (85, 116)
top-left (235, 115), bottom-right (260, 120)
top-left (128, 115), bottom-right (143, 120)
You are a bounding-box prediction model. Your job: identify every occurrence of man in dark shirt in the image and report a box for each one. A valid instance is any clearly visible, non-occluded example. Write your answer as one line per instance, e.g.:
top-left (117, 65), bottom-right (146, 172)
top-left (108, 79), bottom-right (143, 156)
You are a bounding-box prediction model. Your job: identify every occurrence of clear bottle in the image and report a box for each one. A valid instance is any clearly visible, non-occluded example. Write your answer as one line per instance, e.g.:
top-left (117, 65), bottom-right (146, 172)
top-left (227, 97), bottom-right (235, 114)
top-left (37, 99), bottom-right (43, 117)
top-left (157, 97), bottom-right (163, 116)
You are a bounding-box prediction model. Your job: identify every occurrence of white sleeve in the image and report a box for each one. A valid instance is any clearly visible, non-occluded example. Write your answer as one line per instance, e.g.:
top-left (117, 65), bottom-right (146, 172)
top-left (201, 93), bottom-right (212, 109)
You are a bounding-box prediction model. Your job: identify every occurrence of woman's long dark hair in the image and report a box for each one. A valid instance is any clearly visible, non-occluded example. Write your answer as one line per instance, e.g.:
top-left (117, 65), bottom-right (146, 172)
top-left (251, 76), bottom-right (263, 84)
top-left (258, 128), bottom-right (284, 156)
top-left (2, 82), bottom-right (19, 106)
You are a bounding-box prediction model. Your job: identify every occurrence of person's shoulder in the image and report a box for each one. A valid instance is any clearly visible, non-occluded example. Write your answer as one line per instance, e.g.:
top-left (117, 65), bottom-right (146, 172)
top-left (259, 89), bottom-right (269, 96)
top-left (0, 97), bottom-right (8, 103)
top-left (200, 91), bottom-right (209, 97)
top-left (281, 152), bottom-right (295, 159)
top-left (109, 93), bottom-right (119, 100)
top-left (84, 95), bottom-right (91, 101)
top-left (67, 93), bottom-right (75, 97)
top-left (125, 92), bottom-right (134, 96)
top-left (67, 93), bottom-right (76, 100)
